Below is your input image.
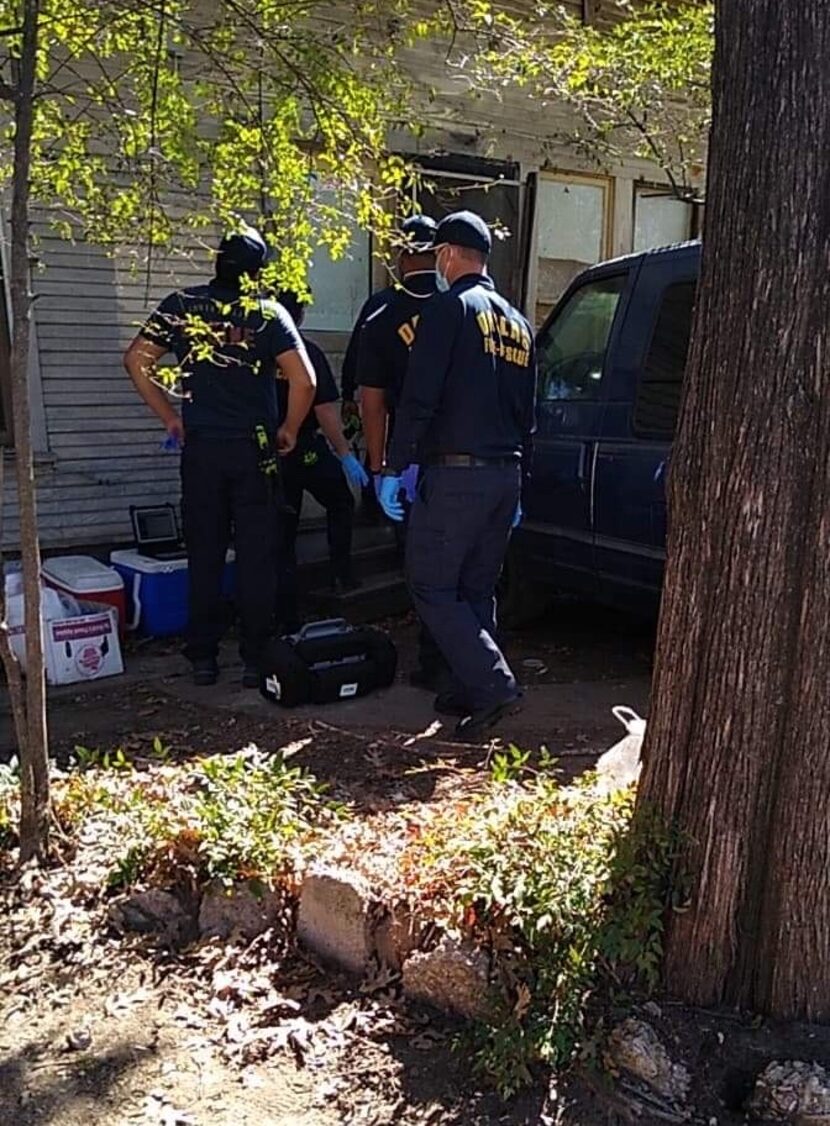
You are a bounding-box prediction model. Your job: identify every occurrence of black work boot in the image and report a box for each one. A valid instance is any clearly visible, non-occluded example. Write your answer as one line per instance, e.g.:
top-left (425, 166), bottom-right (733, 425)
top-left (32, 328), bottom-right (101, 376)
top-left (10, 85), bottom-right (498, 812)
top-left (434, 691), bottom-right (469, 718)
top-left (191, 658), bottom-right (219, 687)
top-left (453, 692), bottom-right (524, 743)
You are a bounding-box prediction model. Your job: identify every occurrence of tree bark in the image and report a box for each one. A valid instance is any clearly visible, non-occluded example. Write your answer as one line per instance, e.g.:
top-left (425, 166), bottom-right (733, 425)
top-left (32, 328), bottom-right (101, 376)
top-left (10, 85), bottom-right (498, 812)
top-left (637, 0), bottom-right (830, 1018)
top-left (0, 453), bottom-right (29, 770)
top-left (9, 0), bottom-right (49, 862)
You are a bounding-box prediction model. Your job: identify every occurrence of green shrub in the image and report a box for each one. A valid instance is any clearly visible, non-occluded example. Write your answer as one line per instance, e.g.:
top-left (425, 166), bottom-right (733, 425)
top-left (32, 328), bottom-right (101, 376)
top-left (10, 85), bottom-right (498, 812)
top-left (53, 744), bottom-right (347, 892)
top-left (190, 749), bottom-right (347, 883)
top-left (400, 748), bottom-right (679, 1097)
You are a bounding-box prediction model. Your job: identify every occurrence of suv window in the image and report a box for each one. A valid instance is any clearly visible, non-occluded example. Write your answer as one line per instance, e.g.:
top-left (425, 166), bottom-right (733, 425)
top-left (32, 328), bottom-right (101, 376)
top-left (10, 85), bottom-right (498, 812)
top-left (634, 281), bottom-right (696, 436)
top-left (538, 274), bottom-right (625, 401)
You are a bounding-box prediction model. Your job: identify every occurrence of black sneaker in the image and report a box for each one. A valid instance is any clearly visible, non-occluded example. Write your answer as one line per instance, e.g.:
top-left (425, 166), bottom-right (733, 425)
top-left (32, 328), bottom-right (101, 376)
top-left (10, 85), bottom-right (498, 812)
top-left (242, 664), bottom-right (260, 689)
top-left (453, 693), bottom-right (524, 743)
top-left (192, 658), bottom-right (219, 687)
top-left (434, 691), bottom-right (469, 717)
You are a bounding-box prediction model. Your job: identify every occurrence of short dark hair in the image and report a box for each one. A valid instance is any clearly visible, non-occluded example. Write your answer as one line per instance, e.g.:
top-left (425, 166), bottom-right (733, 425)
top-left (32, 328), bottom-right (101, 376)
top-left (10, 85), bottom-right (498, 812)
top-left (277, 288), bottom-right (309, 326)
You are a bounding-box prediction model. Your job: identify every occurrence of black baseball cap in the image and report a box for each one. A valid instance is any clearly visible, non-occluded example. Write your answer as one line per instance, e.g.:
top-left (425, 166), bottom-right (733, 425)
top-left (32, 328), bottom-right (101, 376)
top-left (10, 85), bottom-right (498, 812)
top-left (217, 224), bottom-right (270, 273)
top-left (400, 214), bottom-right (438, 253)
top-left (433, 210), bottom-right (492, 256)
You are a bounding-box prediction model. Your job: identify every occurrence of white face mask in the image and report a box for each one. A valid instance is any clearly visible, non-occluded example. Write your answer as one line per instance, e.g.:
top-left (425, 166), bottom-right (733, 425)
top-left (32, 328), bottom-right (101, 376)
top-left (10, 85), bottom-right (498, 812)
top-left (435, 246), bottom-right (451, 292)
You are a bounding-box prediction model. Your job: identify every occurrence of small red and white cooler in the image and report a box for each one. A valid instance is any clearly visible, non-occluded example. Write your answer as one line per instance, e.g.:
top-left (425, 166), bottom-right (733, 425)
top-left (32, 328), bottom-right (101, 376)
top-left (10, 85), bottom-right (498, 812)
top-left (41, 555), bottom-right (127, 639)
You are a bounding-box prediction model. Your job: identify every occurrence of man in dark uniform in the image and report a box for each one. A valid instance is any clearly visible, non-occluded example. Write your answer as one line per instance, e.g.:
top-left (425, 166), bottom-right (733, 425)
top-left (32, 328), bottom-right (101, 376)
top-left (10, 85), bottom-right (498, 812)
top-left (275, 290), bottom-right (369, 631)
top-left (355, 221), bottom-right (450, 692)
top-left (124, 226), bottom-right (316, 687)
top-left (340, 215), bottom-right (439, 524)
top-left (379, 211), bottom-right (537, 741)
top-left (340, 214), bottom-right (439, 415)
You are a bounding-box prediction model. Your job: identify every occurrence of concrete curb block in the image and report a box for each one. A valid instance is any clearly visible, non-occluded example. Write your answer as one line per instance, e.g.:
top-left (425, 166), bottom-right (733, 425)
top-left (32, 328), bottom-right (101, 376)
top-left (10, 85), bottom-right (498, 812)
top-left (296, 864), bottom-right (490, 1018)
top-left (114, 864), bottom-right (493, 1020)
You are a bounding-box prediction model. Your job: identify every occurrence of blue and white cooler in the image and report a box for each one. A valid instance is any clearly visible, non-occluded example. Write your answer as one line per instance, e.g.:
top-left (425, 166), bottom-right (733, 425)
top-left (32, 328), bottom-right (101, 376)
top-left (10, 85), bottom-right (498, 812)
top-left (110, 550), bottom-right (236, 637)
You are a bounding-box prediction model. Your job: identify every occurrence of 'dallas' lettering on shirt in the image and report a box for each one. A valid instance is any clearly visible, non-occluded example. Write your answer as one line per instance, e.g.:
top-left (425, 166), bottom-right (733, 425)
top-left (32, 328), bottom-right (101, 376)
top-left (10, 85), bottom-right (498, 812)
top-left (476, 309), bottom-right (532, 368)
top-left (396, 313), bottom-right (421, 348)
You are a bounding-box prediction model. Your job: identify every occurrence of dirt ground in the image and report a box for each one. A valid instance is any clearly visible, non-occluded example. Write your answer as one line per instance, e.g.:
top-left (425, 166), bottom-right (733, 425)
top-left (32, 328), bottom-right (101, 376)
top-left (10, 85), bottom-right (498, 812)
top-left (6, 604), bottom-right (828, 1125)
top-left (0, 602), bottom-right (655, 772)
top-left (0, 603), bottom-right (651, 1125)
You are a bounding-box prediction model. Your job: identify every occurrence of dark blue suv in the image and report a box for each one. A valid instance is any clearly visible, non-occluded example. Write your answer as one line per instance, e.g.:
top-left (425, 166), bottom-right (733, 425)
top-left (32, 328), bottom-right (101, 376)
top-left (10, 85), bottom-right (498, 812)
top-left (502, 240), bottom-right (700, 625)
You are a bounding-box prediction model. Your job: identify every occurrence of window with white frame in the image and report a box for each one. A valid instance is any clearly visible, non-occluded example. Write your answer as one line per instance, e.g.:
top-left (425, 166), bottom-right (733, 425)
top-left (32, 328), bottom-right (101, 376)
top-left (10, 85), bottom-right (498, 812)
top-left (535, 173), bottom-right (612, 325)
top-left (633, 188), bottom-right (694, 253)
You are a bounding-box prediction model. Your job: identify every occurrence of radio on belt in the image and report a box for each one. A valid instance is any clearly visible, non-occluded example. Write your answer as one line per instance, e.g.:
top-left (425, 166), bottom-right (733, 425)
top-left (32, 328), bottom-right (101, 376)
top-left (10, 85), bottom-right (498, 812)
top-left (258, 619), bottom-right (397, 707)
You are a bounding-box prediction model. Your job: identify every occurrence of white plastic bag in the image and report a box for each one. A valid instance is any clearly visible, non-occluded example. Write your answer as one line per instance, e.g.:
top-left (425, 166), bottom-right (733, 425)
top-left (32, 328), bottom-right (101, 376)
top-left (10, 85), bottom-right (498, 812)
top-left (594, 706), bottom-right (647, 793)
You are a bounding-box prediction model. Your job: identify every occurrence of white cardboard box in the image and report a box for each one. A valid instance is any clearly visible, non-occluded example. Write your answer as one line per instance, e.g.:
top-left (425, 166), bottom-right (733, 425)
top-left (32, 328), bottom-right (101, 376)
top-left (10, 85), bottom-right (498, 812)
top-left (9, 600), bottom-right (124, 685)
top-left (46, 606), bottom-right (124, 685)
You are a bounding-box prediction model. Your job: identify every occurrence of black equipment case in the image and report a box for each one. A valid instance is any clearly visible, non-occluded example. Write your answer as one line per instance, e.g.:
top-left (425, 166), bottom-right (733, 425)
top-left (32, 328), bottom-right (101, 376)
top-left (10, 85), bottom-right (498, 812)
top-left (259, 619), bottom-right (397, 707)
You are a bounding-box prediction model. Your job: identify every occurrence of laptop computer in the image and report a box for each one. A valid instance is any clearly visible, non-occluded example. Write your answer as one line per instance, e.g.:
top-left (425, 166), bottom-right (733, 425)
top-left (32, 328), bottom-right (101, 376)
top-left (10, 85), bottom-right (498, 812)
top-left (130, 504), bottom-right (188, 562)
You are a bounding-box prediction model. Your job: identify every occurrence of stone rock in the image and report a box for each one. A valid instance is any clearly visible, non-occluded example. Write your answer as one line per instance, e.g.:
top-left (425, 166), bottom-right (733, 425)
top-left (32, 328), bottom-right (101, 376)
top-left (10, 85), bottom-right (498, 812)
top-left (606, 1018), bottom-right (691, 1104)
top-left (748, 1060), bottom-right (830, 1123)
top-left (402, 935), bottom-right (490, 1019)
top-left (198, 880), bottom-right (286, 940)
top-left (108, 888), bottom-right (193, 946)
top-left (297, 866), bottom-right (373, 974)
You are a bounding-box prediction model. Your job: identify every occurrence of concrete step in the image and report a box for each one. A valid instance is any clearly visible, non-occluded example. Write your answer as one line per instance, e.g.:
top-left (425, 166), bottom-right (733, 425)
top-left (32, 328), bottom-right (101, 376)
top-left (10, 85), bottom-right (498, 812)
top-left (294, 520), bottom-right (402, 593)
top-left (304, 569), bottom-right (410, 623)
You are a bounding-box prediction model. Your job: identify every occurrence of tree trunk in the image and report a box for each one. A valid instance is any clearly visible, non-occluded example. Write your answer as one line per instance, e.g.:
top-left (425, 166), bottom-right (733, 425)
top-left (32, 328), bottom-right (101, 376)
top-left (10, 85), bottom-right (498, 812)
top-left (637, 0), bottom-right (830, 1018)
top-left (9, 0), bottom-right (49, 862)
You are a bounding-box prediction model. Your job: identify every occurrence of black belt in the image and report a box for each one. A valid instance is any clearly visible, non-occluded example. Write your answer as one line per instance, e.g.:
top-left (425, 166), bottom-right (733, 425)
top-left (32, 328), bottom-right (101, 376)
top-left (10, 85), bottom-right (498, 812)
top-left (430, 454), bottom-right (519, 468)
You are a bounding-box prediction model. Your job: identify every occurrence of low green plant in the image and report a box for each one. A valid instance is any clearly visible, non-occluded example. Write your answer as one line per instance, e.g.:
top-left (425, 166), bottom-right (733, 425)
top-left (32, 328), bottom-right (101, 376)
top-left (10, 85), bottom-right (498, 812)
top-left (72, 745), bottom-right (133, 772)
top-left (400, 754), bottom-right (679, 1097)
top-left (190, 749), bottom-right (346, 883)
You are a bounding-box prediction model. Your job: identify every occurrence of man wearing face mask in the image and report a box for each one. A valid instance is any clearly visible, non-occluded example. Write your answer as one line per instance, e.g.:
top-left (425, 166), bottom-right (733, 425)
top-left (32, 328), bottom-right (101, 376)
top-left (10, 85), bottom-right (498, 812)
top-left (356, 213), bottom-right (449, 693)
top-left (340, 216), bottom-right (439, 519)
top-left (378, 211), bottom-right (537, 741)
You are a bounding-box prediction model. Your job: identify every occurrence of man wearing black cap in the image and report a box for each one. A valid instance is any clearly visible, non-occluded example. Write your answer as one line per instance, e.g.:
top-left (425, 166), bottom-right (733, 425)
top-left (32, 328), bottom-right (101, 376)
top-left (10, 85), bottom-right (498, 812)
top-left (355, 214), bottom-right (449, 691)
top-left (125, 225), bottom-right (316, 687)
top-left (378, 210), bottom-right (537, 741)
top-left (340, 214), bottom-right (438, 416)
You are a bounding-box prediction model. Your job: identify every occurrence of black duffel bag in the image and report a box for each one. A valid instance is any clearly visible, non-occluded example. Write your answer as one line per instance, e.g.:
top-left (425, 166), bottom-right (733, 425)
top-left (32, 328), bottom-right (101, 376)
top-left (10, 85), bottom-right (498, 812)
top-left (259, 618), bottom-right (397, 707)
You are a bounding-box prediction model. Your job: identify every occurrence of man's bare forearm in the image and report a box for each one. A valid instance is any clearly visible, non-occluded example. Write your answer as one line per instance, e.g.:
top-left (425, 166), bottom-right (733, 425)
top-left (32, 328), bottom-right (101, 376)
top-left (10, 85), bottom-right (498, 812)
top-left (124, 339), bottom-right (179, 428)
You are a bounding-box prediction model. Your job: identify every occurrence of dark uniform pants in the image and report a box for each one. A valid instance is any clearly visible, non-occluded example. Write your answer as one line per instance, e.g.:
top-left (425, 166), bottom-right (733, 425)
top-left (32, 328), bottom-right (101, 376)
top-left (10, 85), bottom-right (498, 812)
top-left (406, 464), bottom-right (519, 711)
top-left (276, 434), bottom-right (355, 626)
top-left (181, 435), bottom-right (279, 665)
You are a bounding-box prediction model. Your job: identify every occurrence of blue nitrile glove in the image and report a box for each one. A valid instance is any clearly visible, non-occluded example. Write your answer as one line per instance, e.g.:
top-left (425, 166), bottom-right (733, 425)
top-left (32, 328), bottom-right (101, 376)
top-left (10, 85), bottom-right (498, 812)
top-left (160, 433), bottom-right (181, 453)
top-left (400, 463), bottom-right (419, 504)
top-left (341, 452), bottom-right (369, 488)
top-left (512, 501), bottom-right (523, 529)
top-left (378, 475), bottom-right (405, 522)
top-left (373, 473), bottom-right (383, 502)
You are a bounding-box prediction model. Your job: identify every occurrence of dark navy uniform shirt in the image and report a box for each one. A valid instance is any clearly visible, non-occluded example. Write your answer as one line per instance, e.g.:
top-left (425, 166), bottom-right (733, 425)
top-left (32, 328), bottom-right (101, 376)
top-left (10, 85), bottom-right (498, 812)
top-left (356, 271), bottom-right (438, 409)
top-left (340, 287), bottom-right (395, 402)
top-left (277, 335), bottom-right (338, 443)
top-left (141, 282), bottom-right (303, 435)
top-left (387, 273), bottom-right (537, 473)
